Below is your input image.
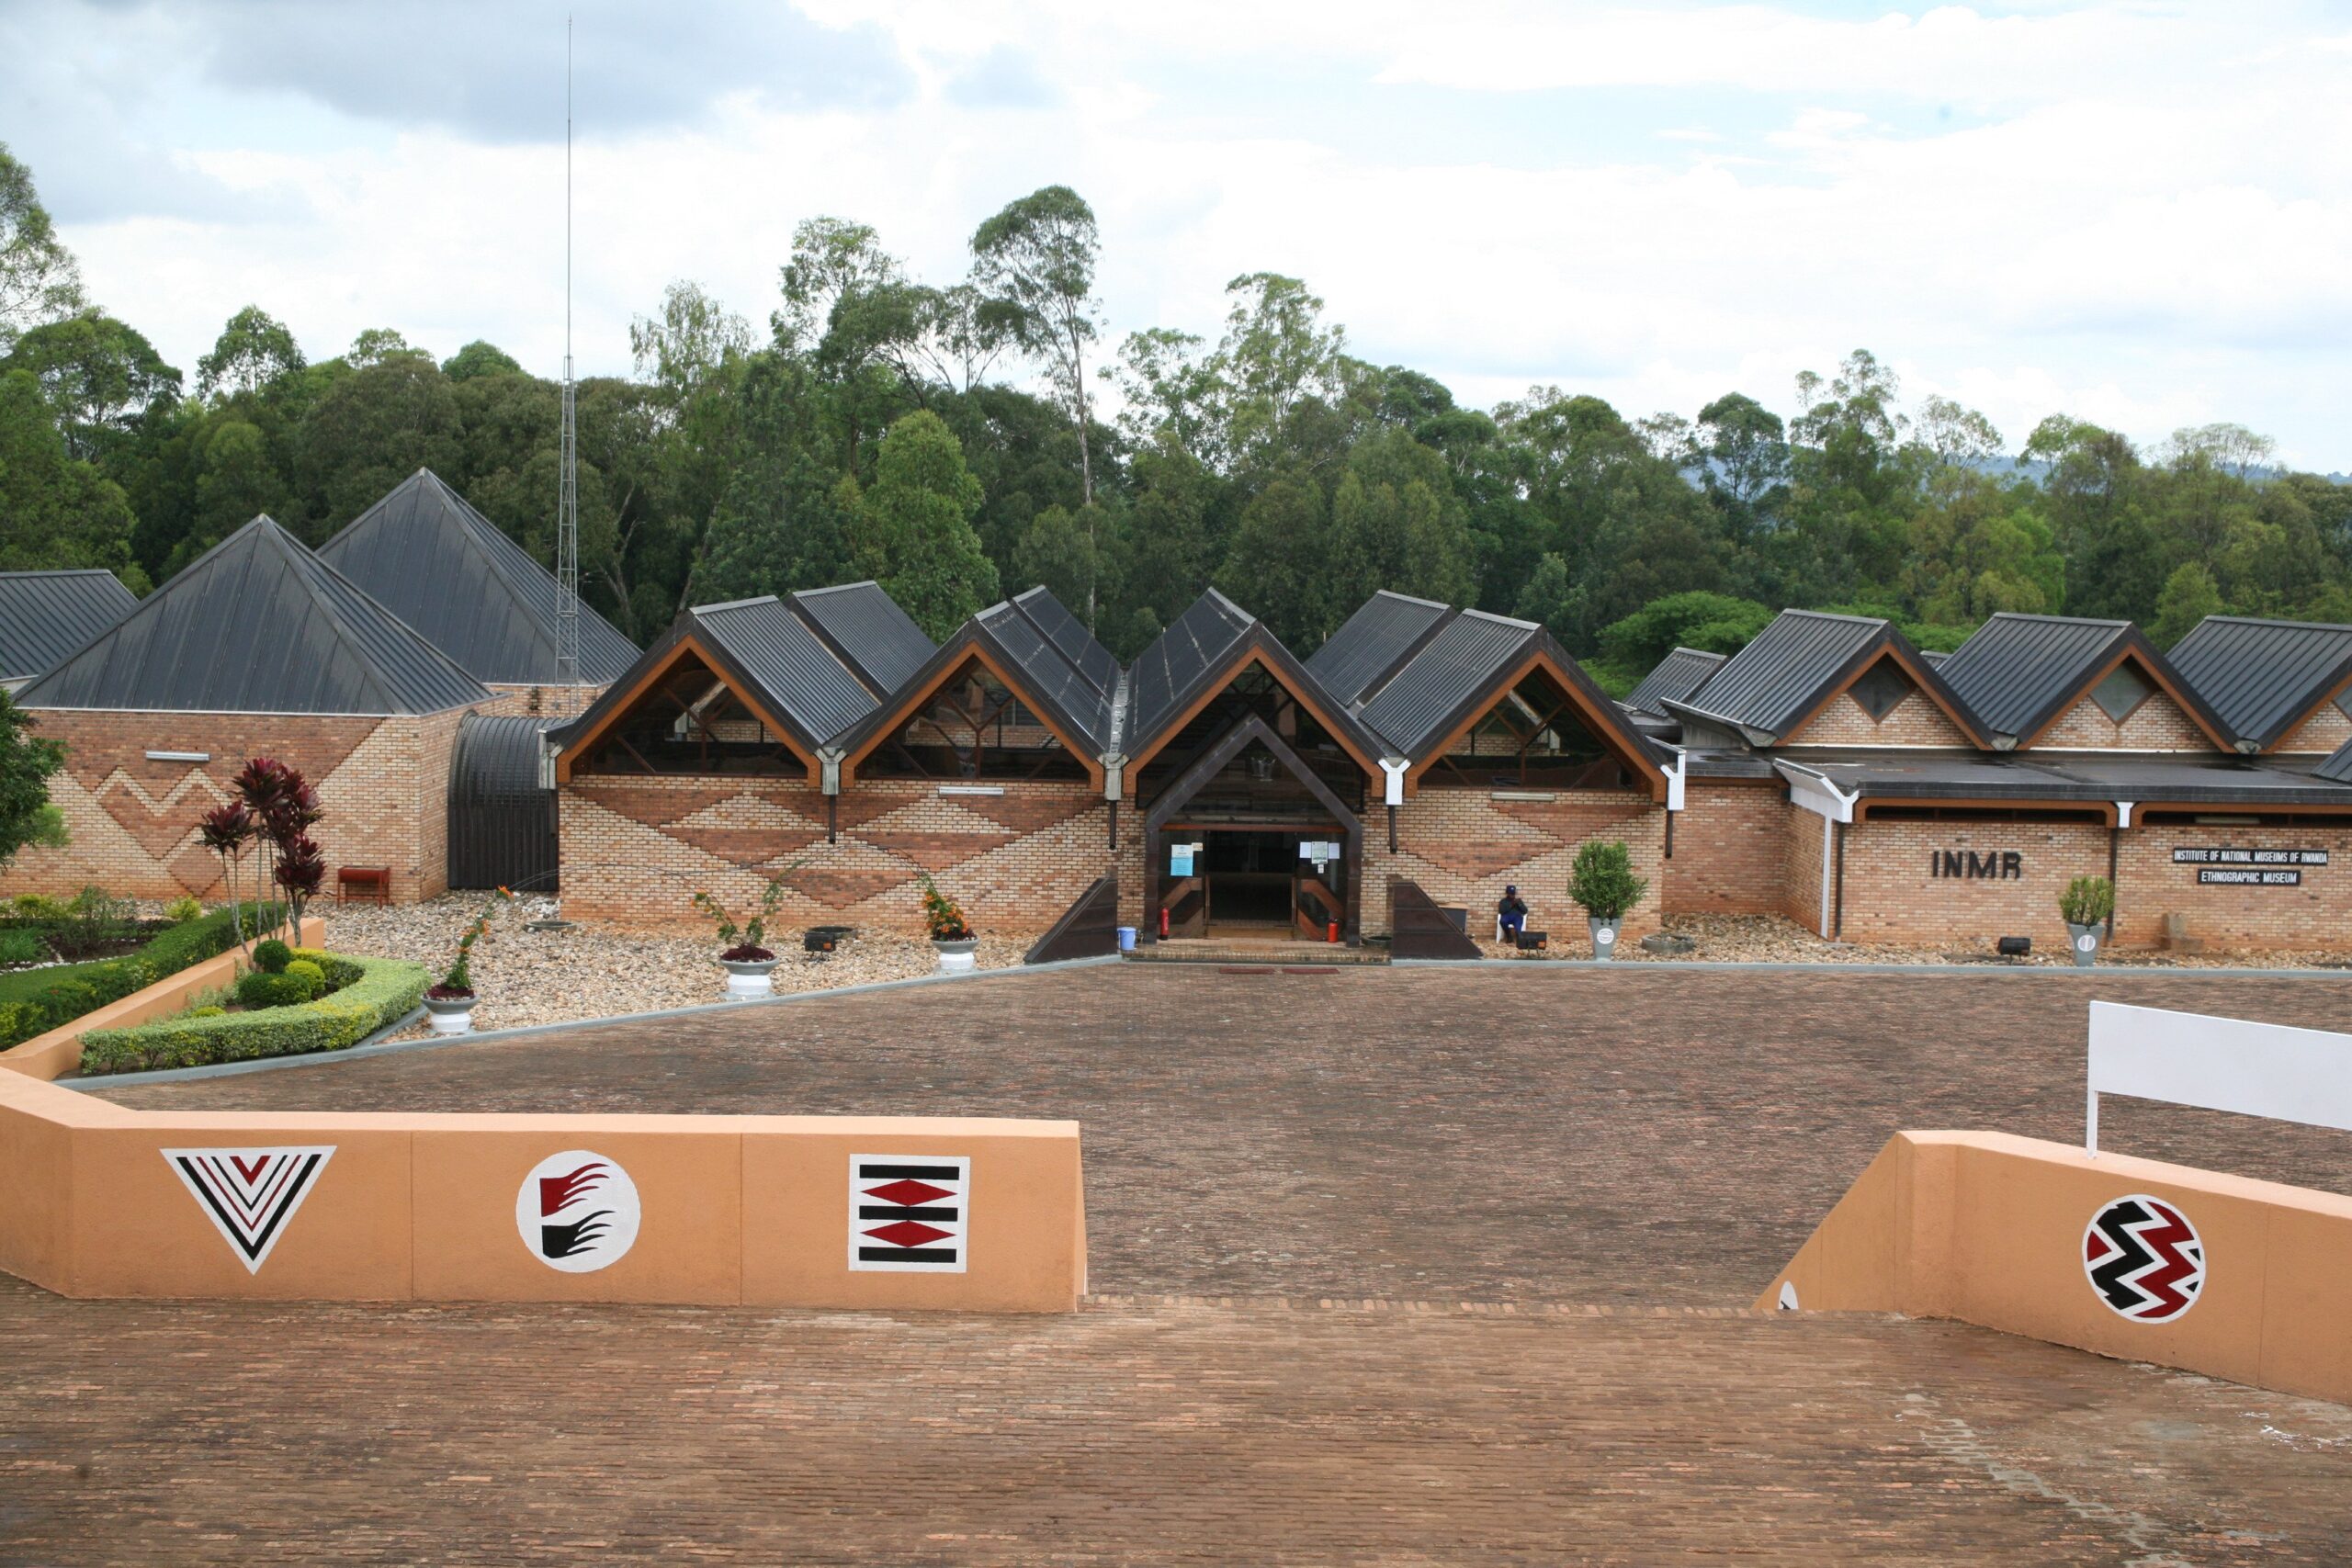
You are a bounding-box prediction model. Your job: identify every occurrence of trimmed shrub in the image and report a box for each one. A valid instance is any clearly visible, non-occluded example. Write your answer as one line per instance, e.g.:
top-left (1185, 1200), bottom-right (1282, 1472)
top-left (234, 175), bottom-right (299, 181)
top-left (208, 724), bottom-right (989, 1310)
top-left (1568, 840), bottom-right (1648, 922)
top-left (164, 896), bottom-right (205, 924)
top-left (236, 970), bottom-right (318, 1010)
top-left (0, 930), bottom-right (45, 965)
top-left (187, 1006), bottom-right (226, 1019)
top-left (0, 903), bottom-right (281, 1052)
top-left (10, 894), bottom-right (65, 920)
top-left (252, 938), bottom-right (293, 974)
top-left (79, 952), bottom-right (426, 1076)
top-left (283, 957), bottom-right (325, 987)
top-left (2059, 874), bottom-right (2115, 928)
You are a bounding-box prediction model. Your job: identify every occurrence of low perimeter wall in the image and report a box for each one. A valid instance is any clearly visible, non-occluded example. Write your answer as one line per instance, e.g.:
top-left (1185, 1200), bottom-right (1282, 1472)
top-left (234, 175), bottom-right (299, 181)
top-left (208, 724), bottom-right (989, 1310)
top-left (1759, 1131), bottom-right (2352, 1405)
top-left (0, 1071), bottom-right (1085, 1314)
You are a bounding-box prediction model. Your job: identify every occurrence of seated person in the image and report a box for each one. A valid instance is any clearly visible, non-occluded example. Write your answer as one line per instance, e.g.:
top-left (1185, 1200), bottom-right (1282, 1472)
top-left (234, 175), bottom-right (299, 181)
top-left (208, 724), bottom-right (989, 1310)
top-left (1497, 886), bottom-right (1530, 942)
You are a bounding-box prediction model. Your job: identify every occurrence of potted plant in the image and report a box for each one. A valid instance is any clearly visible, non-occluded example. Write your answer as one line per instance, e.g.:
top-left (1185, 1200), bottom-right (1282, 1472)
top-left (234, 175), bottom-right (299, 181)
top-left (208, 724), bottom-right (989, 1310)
top-left (425, 887), bottom-right (510, 1034)
top-left (1568, 840), bottom-right (1647, 962)
top-left (694, 878), bottom-right (786, 998)
top-left (2060, 874), bottom-right (2114, 968)
top-left (919, 874), bottom-right (979, 974)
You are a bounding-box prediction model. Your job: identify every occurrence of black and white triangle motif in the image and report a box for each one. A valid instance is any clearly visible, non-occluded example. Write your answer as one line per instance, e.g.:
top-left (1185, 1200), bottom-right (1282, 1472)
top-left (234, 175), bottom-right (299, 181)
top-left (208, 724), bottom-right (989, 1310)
top-left (163, 1146), bottom-right (336, 1274)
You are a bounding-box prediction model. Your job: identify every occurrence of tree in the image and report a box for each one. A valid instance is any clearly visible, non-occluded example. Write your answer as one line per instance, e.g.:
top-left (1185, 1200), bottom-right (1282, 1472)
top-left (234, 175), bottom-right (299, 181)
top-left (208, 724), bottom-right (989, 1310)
top-left (189, 420), bottom-right (283, 559)
top-left (1012, 504), bottom-right (1111, 630)
top-left (0, 690), bottom-right (66, 874)
top-left (971, 186), bottom-right (1102, 518)
top-left (1, 310), bottom-right (181, 461)
top-left (0, 144), bottom-right (83, 354)
top-left (295, 354), bottom-right (463, 535)
top-left (198, 307), bottom-right (306, 400)
top-left (0, 369), bottom-right (141, 578)
top-left (1206, 273), bottom-right (1346, 470)
top-left (847, 411), bottom-right (999, 638)
top-left (1598, 592), bottom-right (1775, 673)
top-left (346, 327), bottom-right (429, 369)
top-left (1216, 477), bottom-right (1329, 645)
top-left (2151, 561), bottom-right (2223, 648)
top-left (442, 340), bottom-right (524, 380)
top-left (1120, 434), bottom-right (1216, 636)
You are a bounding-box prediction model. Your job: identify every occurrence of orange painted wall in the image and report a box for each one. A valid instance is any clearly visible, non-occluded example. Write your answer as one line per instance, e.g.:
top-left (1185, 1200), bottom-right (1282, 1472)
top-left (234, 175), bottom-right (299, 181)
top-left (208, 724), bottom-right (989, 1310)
top-left (0, 1072), bottom-right (1086, 1314)
top-left (1759, 1131), bottom-right (2352, 1406)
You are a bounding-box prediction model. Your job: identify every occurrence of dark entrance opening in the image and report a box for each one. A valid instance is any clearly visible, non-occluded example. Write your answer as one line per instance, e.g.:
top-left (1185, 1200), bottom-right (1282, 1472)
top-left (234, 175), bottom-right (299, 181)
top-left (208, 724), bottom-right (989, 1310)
top-left (1143, 714), bottom-right (1363, 944)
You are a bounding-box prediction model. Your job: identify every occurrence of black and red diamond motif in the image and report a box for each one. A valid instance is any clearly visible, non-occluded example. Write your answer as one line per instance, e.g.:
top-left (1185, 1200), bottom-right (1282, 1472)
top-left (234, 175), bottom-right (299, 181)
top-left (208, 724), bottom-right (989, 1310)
top-left (849, 1155), bottom-right (968, 1272)
top-left (2084, 1193), bottom-right (2205, 1323)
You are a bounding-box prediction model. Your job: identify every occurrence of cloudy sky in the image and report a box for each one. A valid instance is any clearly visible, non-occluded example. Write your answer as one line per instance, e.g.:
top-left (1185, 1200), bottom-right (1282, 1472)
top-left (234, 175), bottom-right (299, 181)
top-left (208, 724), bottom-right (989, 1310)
top-left (6, 1), bottom-right (2348, 467)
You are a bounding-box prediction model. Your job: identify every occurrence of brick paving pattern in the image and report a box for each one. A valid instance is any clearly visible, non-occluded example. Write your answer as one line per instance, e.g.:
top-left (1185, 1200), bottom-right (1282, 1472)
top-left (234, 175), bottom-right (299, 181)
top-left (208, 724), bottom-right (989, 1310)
top-left (101, 965), bottom-right (2352, 1305)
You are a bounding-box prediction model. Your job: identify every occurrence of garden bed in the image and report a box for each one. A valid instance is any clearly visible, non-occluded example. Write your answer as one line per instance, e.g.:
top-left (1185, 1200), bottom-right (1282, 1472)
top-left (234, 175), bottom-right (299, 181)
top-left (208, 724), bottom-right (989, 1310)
top-left (0, 903), bottom-right (284, 1052)
top-left (76, 949), bottom-right (427, 1076)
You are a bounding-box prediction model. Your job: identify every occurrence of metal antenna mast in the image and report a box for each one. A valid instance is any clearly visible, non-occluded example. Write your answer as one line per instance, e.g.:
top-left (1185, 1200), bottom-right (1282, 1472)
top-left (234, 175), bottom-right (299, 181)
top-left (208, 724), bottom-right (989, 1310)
top-left (554, 15), bottom-right (582, 711)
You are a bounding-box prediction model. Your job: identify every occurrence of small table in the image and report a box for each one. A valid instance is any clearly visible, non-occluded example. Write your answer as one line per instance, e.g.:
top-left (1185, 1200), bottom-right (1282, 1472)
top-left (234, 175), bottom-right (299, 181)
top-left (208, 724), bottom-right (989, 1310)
top-left (337, 865), bottom-right (392, 905)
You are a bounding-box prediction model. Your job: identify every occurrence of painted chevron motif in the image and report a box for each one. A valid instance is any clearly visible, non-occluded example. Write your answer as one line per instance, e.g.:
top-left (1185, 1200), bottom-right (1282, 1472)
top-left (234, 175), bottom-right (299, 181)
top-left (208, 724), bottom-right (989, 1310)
top-left (164, 1146), bottom-right (336, 1274)
top-left (2083, 1193), bottom-right (2204, 1324)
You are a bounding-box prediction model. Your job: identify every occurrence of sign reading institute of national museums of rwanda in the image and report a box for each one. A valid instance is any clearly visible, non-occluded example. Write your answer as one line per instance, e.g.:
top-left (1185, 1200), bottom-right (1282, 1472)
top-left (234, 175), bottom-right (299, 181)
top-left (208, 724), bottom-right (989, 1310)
top-left (1927, 849), bottom-right (2022, 880)
top-left (2176, 846), bottom-right (2327, 886)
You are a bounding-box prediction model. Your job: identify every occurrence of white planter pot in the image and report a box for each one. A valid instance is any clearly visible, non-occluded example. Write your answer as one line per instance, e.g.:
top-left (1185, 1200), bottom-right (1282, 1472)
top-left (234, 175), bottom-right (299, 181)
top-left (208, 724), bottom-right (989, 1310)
top-left (424, 995), bottom-right (478, 1036)
top-left (2066, 921), bottom-right (2103, 969)
top-left (720, 957), bottom-right (779, 998)
top-left (1587, 918), bottom-right (1621, 962)
top-left (933, 937), bottom-right (979, 975)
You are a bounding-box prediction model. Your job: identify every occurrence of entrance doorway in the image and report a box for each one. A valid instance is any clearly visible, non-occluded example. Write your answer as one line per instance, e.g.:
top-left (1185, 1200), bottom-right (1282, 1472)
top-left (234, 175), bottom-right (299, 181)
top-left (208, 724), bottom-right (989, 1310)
top-left (1160, 827), bottom-right (1347, 941)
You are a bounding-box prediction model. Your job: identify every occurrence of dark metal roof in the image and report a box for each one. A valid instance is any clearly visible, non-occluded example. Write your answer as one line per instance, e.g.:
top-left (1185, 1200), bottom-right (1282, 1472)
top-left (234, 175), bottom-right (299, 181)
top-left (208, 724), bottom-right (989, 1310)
top-left (2166, 615), bottom-right (2352, 750)
top-left (1306, 592), bottom-right (1453, 708)
top-left (1125, 590), bottom-right (1257, 746)
top-left (1935, 614), bottom-right (2132, 740)
top-left (318, 469), bottom-right (639, 686)
top-left (1919, 649), bottom-right (1950, 668)
top-left (1358, 611), bottom-right (1539, 756)
top-left (1008, 585), bottom-right (1119, 699)
top-left (690, 596), bottom-right (877, 747)
top-left (450, 712), bottom-right (554, 799)
top-left (975, 598), bottom-right (1115, 752)
top-left (2319, 737), bottom-right (2352, 784)
top-left (17, 516), bottom-right (491, 715)
top-left (788, 581), bottom-right (936, 694)
top-left (0, 570), bottom-right (138, 683)
top-left (1778, 749), bottom-right (2352, 807)
top-left (1623, 646), bottom-right (1728, 716)
top-left (1664, 611), bottom-right (1896, 742)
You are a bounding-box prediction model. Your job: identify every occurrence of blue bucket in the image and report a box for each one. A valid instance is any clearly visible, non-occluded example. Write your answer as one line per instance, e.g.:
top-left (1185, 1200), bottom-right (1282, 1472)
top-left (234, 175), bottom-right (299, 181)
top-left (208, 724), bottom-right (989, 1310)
top-left (1117, 926), bottom-right (1137, 952)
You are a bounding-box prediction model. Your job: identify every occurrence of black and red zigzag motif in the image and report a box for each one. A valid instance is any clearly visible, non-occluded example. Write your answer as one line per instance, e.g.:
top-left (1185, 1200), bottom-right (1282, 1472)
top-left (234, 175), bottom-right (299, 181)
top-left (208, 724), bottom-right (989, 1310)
top-left (2084, 1193), bottom-right (2204, 1323)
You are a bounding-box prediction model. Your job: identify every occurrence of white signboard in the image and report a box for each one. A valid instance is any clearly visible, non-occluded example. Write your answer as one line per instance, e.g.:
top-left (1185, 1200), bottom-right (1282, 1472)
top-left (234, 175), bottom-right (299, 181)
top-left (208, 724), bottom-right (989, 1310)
top-left (2086, 1001), bottom-right (2352, 1155)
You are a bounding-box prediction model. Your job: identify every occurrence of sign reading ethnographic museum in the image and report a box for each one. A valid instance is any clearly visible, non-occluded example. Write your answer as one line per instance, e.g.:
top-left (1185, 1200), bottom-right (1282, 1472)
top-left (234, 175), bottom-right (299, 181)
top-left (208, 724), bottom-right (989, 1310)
top-left (2174, 846), bottom-right (2327, 887)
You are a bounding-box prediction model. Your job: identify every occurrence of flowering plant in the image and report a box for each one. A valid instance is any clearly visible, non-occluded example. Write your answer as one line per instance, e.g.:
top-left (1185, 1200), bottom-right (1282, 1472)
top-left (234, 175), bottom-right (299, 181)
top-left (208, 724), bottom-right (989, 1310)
top-left (918, 874), bottom-right (972, 942)
top-left (693, 878), bottom-right (786, 963)
top-left (431, 886), bottom-right (511, 999)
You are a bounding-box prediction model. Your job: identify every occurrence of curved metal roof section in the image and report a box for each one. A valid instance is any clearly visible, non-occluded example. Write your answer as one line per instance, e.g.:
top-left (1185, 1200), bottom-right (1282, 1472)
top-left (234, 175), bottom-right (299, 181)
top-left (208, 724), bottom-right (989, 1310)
top-left (318, 469), bottom-right (639, 686)
top-left (788, 581), bottom-right (936, 694)
top-left (1358, 611), bottom-right (1539, 756)
top-left (450, 712), bottom-right (557, 799)
top-left (1623, 646), bottom-right (1728, 716)
top-left (689, 596), bottom-right (877, 746)
top-left (2166, 615), bottom-right (2352, 750)
top-left (1935, 614), bottom-right (2132, 740)
top-left (0, 570), bottom-right (138, 683)
top-left (1666, 611), bottom-right (1887, 739)
top-left (1306, 592), bottom-right (1453, 709)
top-left (17, 516), bottom-right (491, 715)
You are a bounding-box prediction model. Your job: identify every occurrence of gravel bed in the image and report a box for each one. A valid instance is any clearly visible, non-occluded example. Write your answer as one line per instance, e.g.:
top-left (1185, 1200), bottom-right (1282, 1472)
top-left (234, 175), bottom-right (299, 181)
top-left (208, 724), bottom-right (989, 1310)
top-left (1469, 912), bottom-right (2352, 968)
top-left (311, 896), bottom-right (1027, 1038)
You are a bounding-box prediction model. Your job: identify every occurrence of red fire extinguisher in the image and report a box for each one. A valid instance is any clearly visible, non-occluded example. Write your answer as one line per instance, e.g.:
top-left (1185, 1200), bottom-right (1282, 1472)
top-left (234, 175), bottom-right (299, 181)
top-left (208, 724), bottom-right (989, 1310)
top-left (1160, 907), bottom-right (1170, 939)
top-left (1327, 919), bottom-right (1339, 943)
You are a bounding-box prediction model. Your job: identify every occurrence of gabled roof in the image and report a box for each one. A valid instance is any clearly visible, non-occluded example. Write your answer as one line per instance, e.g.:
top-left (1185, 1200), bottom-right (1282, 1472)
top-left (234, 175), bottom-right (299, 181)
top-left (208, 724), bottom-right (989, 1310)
top-left (1936, 613), bottom-right (2239, 752)
top-left (788, 581), bottom-right (937, 694)
top-left (1662, 610), bottom-right (1984, 748)
top-left (831, 586), bottom-right (1117, 787)
top-left (1351, 608), bottom-right (1665, 795)
top-left (1122, 590), bottom-right (1390, 777)
top-left (318, 468), bottom-right (639, 686)
top-left (2318, 736), bottom-right (2352, 784)
top-left (1623, 646), bottom-right (1728, 717)
top-left (2165, 615), bottom-right (2352, 751)
top-left (0, 569), bottom-right (138, 684)
top-left (1306, 591), bottom-right (1453, 709)
top-left (16, 516), bottom-right (491, 716)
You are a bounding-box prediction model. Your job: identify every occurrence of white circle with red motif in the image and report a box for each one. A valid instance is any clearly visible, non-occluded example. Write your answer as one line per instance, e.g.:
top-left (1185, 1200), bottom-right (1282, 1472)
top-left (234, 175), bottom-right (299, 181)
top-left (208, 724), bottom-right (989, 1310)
top-left (515, 1149), bottom-right (640, 1273)
top-left (2083, 1193), bottom-right (2203, 1323)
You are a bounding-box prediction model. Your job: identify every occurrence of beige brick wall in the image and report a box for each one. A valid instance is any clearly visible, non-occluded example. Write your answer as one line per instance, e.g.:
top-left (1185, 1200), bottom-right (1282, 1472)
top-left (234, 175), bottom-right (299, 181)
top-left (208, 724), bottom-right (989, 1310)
top-left (479, 683), bottom-right (609, 720)
top-left (1367, 786), bottom-right (1665, 940)
top-left (2, 706), bottom-right (462, 904)
top-left (2275, 698), bottom-right (2352, 755)
top-left (559, 773), bottom-right (1114, 937)
top-left (2117, 819), bottom-right (2352, 950)
top-left (1664, 781), bottom-right (1790, 917)
top-left (1827, 817), bottom-right (2111, 947)
top-left (2032, 689), bottom-right (2215, 751)
top-left (1782, 685), bottom-right (1973, 748)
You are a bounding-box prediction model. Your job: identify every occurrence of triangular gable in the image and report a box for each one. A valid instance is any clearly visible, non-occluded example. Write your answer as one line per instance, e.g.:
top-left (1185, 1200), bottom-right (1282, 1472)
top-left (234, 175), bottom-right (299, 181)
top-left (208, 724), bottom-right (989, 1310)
top-left (2014, 643), bottom-right (2237, 753)
top-left (1123, 627), bottom-right (1388, 784)
top-left (2276, 679), bottom-right (2352, 754)
top-left (836, 627), bottom-right (1105, 789)
top-left (1763, 638), bottom-right (1987, 751)
top-left (554, 626), bottom-right (823, 785)
top-left (1780, 652), bottom-right (1973, 749)
top-left (1401, 637), bottom-right (1668, 801)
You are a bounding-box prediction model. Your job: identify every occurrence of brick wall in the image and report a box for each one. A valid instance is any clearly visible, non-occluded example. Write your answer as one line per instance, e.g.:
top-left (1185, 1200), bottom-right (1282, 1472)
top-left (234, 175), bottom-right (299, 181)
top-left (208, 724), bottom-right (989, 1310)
top-left (560, 773), bottom-right (1114, 937)
top-left (2, 707), bottom-right (461, 904)
top-left (479, 683), bottom-right (609, 720)
top-left (2276, 699), bottom-right (2352, 755)
top-left (2116, 819), bottom-right (2352, 950)
top-left (2032, 690), bottom-right (2214, 751)
top-left (1664, 780), bottom-right (1790, 916)
top-left (1366, 786), bottom-right (1665, 939)
top-left (1782, 685), bottom-right (1972, 748)
top-left (1826, 816), bottom-right (2111, 947)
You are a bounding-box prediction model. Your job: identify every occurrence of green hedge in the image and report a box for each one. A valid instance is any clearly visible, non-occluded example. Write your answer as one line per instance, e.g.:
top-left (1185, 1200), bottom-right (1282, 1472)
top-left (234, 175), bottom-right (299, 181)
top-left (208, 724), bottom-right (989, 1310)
top-left (78, 950), bottom-right (427, 1077)
top-left (0, 903), bottom-right (284, 1052)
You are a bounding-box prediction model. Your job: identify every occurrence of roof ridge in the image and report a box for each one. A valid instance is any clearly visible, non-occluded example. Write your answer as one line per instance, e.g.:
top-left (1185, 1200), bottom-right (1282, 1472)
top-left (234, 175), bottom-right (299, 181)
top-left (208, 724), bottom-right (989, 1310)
top-left (794, 580), bottom-right (886, 600)
top-left (2194, 614), bottom-right (2352, 633)
top-left (693, 594), bottom-right (785, 615)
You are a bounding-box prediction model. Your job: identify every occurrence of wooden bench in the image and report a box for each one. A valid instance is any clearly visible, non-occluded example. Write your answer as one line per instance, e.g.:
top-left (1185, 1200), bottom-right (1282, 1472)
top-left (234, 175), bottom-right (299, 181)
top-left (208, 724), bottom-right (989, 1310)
top-left (337, 865), bottom-right (392, 906)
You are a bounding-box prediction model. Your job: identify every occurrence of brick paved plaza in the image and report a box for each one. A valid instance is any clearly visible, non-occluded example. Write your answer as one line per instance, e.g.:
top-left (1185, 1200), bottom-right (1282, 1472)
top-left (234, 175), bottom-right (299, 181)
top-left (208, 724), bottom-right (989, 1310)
top-left (12, 964), bottom-right (2352, 1561)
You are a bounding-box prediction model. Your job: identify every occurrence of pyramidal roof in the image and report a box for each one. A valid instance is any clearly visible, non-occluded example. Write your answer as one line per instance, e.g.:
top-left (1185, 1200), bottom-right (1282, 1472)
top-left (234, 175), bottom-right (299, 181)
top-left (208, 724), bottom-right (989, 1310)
top-left (17, 515), bottom-right (492, 716)
top-left (318, 469), bottom-right (639, 686)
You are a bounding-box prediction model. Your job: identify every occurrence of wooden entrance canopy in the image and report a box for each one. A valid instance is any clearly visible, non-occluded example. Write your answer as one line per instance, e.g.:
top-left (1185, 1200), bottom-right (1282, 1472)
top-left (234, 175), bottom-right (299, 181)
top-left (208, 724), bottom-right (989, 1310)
top-left (1143, 714), bottom-right (1363, 944)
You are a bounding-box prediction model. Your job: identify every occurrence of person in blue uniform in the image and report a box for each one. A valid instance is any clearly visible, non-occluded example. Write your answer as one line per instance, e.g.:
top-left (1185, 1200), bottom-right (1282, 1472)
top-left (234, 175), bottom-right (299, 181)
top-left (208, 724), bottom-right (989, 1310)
top-left (1497, 886), bottom-right (1529, 942)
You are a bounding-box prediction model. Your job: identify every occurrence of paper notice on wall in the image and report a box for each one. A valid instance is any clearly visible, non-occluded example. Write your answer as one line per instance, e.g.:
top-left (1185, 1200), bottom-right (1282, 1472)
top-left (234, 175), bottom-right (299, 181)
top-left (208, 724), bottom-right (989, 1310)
top-left (1170, 847), bottom-right (1194, 875)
